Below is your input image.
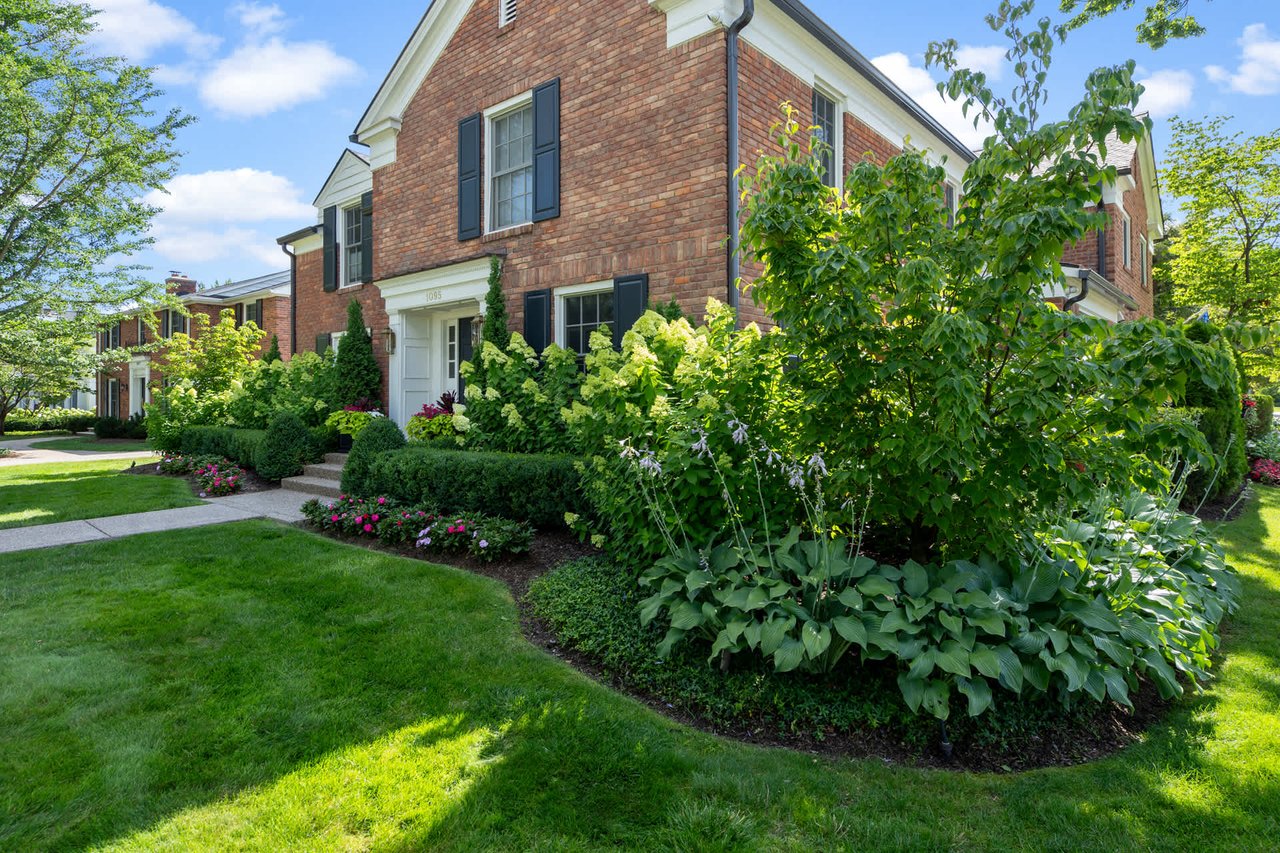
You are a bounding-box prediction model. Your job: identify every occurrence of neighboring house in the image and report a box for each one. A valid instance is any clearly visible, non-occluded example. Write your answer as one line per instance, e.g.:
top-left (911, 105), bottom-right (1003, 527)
top-left (95, 271), bottom-right (292, 419)
top-left (277, 0), bottom-right (1160, 427)
top-left (1054, 123), bottom-right (1163, 322)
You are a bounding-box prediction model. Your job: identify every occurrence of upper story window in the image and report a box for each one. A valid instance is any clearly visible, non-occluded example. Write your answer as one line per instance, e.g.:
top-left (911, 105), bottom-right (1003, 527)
top-left (343, 204), bottom-right (364, 286)
top-left (944, 183), bottom-right (957, 228)
top-left (499, 0), bottom-right (517, 27)
top-left (489, 100), bottom-right (534, 230)
top-left (1121, 211), bottom-right (1132, 269)
top-left (137, 317), bottom-right (147, 345)
top-left (1140, 236), bottom-right (1149, 290)
top-left (161, 310), bottom-right (188, 337)
top-left (812, 89), bottom-right (839, 188)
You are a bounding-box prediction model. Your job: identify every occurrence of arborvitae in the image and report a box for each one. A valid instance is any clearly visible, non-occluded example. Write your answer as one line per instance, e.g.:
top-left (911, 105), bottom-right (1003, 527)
top-left (481, 255), bottom-right (511, 350)
top-left (263, 334), bottom-right (282, 363)
top-left (333, 299), bottom-right (382, 408)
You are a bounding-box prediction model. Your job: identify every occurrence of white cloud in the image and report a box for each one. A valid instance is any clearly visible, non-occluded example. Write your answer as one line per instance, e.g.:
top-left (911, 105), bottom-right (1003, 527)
top-left (87, 0), bottom-right (219, 61)
top-left (1205, 23), bottom-right (1280, 96)
top-left (1137, 69), bottom-right (1195, 118)
top-left (143, 169), bottom-right (311, 269)
top-left (872, 52), bottom-right (994, 150)
top-left (232, 2), bottom-right (287, 39)
top-left (953, 45), bottom-right (1008, 82)
top-left (144, 169), bottom-right (313, 223)
top-left (199, 38), bottom-right (359, 118)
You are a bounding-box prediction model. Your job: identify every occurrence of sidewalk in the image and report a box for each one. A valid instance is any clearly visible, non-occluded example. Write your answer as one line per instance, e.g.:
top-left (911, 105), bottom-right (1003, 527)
top-left (0, 489), bottom-right (313, 555)
top-left (0, 436), bottom-right (156, 467)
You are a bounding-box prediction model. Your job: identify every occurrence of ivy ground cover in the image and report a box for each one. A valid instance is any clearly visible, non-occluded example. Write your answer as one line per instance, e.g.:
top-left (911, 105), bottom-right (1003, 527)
top-left (0, 458), bottom-right (200, 530)
top-left (0, 505), bottom-right (1277, 850)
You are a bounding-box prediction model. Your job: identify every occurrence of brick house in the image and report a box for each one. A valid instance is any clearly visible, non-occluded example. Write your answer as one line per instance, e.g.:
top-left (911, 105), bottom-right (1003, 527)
top-left (95, 271), bottom-right (292, 419)
top-left (278, 0), bottom-right (1161, 426)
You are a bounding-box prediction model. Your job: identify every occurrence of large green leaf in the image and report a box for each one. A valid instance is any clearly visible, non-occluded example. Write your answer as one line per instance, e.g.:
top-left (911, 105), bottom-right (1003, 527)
top-left (935, 641), bottom-right (971, 677)
top-left (760, 617), bottom-right (792, 656)
top-left (995, 644), bottom-right (1025, 693)
top-left (684, 569), bottom-right (714, 592)
top-left (902, 560), bottom-right (930, 597)
top-left (802, 620), bottom-right (832, 658)
top-left (669, 600), bottom-right (705, 631)
top-left (971, 645), bottom-right (1001, 679)
top-left (837, 587), bottom-right (864, 610)
top-left (1064, 597), bottom-right (1123, 633)
top-left (773, 638), bottom-right (807, 672)
top-left (907, 648), bottom-right (937, 679)
top-left (1012, 562), bottom-right (1063, 604)
top-left (898, 673), bottom-right (926, 714)
top-left (638, 593), bottom-right (666, 626)
top-left (922, 679), bottom-right (952, 720)
top-left (957, 676), bottom-right (993, 717)
top-left (832, 615), bottom-right (867, 646)
top-left (858, 575), bottom-right (899, 598)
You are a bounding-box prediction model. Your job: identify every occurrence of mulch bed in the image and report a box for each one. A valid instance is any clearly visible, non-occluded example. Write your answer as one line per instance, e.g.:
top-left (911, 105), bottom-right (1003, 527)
top-left (1193, 482), bottom-right (1253, 523)
top-left (122, 461), bottom-right (281, 496)
top-left (295, 518), bottom-right (1182, 773)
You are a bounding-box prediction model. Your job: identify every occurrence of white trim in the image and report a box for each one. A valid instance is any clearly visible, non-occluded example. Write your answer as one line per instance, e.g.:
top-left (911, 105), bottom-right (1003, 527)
top-left (554, 280), bottom-right (613, 353)
top-left (355, 0), bottom-right (477, 169)
top-left (292, 233), bottom-right (324, 255)
top-left (338, 201), bottom-right (366, 288)
top-left (483, 91), bottom-right (536, 234)
top-left (1100, 173), bottom-right (1137, 205)
top-left (499, 0), bottom-right (518, 27)
top-left (1121, 210), bottom-right (1132, 269)
top-left (313, 150), bottom-right (373, 211)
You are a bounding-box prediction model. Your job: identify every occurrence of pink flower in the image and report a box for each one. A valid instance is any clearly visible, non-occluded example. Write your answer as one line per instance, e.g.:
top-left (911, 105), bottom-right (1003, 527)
top-left (331, 515), bottom-right (340, 523)
top-left (377, 497), bottom-right (387, 505)
top-left (364, 524), bottom-right (373, 533)
top-left (372, 514), bottom-right (380, 522)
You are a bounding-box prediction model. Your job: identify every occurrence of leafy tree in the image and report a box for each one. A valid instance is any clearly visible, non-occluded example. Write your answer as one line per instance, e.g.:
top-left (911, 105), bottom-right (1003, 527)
top-left (0, 0), bottom-right (193, 322)
top-left (0, 313), bottom-right (109, 434)
top-left (155, 309), bottom-right (264, 393)
top-left (263, 334), bottom-right (282, 364)
top-left (1163, 117), bottom-right (1280, 325)
top-left (480, 255), bottom-right (511, 350)
top-left (333, 299), bottom-right (382, 408)
top-left (737, 0), bottom-right (1226, 562)
top-left (1057, 0), bottom-right (1205, 48)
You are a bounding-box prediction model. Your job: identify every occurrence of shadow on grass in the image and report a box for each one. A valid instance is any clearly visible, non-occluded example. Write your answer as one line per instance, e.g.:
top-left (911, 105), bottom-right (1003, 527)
top-left (4, 503), bottom-right (1279, 851)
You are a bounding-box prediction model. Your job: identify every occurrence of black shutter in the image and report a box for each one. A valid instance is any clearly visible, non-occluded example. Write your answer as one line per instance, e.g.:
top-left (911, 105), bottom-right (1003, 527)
top-left (256, 299), bottom-right (265, 326)
top-left (523, 289), bottom-right (551, 354)
top-left (322, 205), bottom-right (339, 291)
top-left (234, 303), bottom-right (244, 327)
top-left (532, 79), bottom-right (561, 222)
top-left (316, 333), bottom-right (333, 355)
top-left (612, 274), bottom-right (648, 349)
top-left (360, 191), bottom-right (374, 283)
top-left (458, 113), bottom-right (483, 240)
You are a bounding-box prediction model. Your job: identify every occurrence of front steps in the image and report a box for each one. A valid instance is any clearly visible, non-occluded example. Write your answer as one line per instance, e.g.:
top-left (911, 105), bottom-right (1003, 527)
top-left (281, 453), bottom-right (347, 500)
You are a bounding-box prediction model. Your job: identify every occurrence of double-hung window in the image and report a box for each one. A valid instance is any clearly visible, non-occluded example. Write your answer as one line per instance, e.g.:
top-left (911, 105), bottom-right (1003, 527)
top-left (489, 101), bottom-right (534, 230)
top-left (244, 300), bottom-right (262, 327)
top-left (343, 205), bottom-right (363, 286)
top-left (812, 90), bottom-right (839, 188)
top-left (1121, 212), bottom-right (1133, 269)
top-left (561, 288), bottom-right (614, 357)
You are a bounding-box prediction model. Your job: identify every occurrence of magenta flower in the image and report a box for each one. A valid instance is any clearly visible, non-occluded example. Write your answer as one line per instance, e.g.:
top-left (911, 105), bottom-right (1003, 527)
top-left (331, 515), bottom-right (340, 523)
top-left (363, 524), bottom-right (373, 533)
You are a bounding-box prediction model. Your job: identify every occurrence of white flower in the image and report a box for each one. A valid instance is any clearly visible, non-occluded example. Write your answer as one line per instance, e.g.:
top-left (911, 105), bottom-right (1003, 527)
top-left (691, 432), bottom-right (710, 458)
top-left (787, 465), bottom-right (804, 489)
top-left (639, 452), bottom-right (663, 476)
top-left (807, 453), bottom-right (828, 477)
top-left (728, 419), bottom-right (748, 445)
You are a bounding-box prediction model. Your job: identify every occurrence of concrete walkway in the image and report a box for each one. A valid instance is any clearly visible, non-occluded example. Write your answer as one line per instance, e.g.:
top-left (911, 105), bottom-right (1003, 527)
top-left (0, 489), bottom-right (313, 555)
top-left (0, 435), bottom-right (157, 467)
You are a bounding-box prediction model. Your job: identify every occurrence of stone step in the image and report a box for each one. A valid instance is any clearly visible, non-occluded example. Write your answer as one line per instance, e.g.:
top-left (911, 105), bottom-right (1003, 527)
top-left (281, 476), bottom-right (343, 500)
top-left (324, 452), bottom-right (349, 466)
top-left (303, 463), bottom-right (344, 481)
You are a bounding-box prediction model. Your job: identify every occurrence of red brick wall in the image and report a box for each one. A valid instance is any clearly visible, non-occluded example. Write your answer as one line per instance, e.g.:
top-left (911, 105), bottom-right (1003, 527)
top-left (371, 0), bottom-right (729, 333)
top-left (1060, 162), bottom-right (1155, 318)
top-left (292, 247), bottom-right (391, 408)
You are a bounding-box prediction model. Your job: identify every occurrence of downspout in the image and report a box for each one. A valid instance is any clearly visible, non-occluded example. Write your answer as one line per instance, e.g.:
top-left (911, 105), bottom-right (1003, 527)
top-left (726, 0), bottom-right (756, 320)
top-left (1064, 268), bottom-right (1090, 311)
top-left (1096, 181), bottom-right (1108, 281)
top-left (281, 242), bottom-right (298, 356)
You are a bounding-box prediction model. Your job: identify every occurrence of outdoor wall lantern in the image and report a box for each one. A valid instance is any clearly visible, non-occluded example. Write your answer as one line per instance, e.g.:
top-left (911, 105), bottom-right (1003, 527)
top-left (382, 327), bottom-right (396, 355)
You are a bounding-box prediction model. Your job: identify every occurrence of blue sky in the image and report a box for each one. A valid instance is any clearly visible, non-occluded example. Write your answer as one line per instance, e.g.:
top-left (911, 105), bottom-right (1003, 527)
top-left (85, 0), bottom-right (1280, 285)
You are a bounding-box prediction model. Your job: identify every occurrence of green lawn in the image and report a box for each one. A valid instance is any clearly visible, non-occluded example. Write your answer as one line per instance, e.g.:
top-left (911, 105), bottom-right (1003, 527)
top-left (0, 458), bottom-right (198, 530)
top-left (0, 429), bottom-right (73, 440)
top-left (28, 436), bottom-right (152, 453)
top-left (0, 494), bottom-right (1278, 851)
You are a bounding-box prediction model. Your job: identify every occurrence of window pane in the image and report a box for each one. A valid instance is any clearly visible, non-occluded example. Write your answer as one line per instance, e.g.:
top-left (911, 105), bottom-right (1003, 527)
top-left (599, 293), bottom-right (614, 323)
top-left (566, 295), bottom-right (581, 325)
top-left (567, 327), bottom-right (581, 354)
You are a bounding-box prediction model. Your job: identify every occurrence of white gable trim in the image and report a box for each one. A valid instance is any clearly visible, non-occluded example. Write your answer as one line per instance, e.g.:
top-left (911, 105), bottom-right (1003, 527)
top-left (313, 149), bottom-right (373, 212)
top-left (1136, 133), bottom-right (1164, 241)
top-left (355, 0), bottom-right (477, 169)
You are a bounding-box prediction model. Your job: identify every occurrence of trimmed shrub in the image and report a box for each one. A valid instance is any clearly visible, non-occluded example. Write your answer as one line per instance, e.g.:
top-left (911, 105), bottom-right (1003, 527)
top-left (333, 299), bottom-right (382, 407)
top-left (95, 413), bottom-right (147, 440)
top-left (1180, 323), bottom-right (1247, 505)
top-left (340, 417), bottom-right (406, 495)
top-left (255, 411), bottom-right (318, 481)
top-left (1247, 393), bottom-right (1274, 439)
top-left (363, 446), bottom-right (585, 529)
top-left (179, 426), bottom-right (266, 471)
top-left (4, 408), bottom-right (96, 434)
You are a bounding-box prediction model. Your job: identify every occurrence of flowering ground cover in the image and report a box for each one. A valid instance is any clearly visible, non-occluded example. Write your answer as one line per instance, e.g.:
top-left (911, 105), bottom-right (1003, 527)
top-left (0, 493), bottom-right (1277, 850)
top-left (0, 458), bottom-right (202, 530)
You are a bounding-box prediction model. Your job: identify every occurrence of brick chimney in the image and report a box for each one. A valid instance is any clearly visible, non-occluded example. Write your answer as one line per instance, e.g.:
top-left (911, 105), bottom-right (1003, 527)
top-left (165, 271), bottom-right (198, 296)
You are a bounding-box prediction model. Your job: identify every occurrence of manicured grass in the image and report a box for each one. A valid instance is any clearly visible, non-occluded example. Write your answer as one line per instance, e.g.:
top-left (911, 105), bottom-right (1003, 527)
top-left (1, 495), bottom-right (1278, 850)
top-left (0, 458), bottom-right (198, 530)
top-left (28, 436), bottom-right (152, 453)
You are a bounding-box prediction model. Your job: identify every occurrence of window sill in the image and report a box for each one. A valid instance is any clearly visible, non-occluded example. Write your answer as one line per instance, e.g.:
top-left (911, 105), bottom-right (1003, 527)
top-left (338, 282), bottom-right (366, 292)
top-left (482, 223), bottom-right (533, 243)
